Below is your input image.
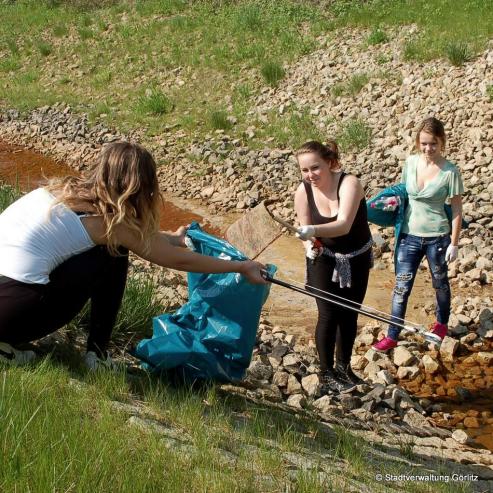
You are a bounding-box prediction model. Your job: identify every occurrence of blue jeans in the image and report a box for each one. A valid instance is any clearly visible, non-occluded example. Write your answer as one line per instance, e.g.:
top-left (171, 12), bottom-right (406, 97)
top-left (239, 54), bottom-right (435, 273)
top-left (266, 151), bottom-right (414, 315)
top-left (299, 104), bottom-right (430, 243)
top-left (388, 233), bottom-right (451, 340)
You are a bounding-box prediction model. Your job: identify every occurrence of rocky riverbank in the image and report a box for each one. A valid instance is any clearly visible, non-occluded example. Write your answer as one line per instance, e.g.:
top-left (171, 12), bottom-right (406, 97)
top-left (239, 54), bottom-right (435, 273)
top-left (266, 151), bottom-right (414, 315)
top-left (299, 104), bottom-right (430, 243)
top-left (1, 23), bottom-right (493, 482)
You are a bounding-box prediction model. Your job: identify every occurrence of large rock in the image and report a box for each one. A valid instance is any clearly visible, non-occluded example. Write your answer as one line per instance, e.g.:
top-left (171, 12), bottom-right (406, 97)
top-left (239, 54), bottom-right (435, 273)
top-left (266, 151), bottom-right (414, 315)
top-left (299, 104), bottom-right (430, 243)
top-left (439, 337), bottom-right (459, 360)
top-left (422, 355), bottom-right (440, 374)
top-left (301, 374), bottom-right (321, 397)
top-left (392, 346), bottom-right (414, 367)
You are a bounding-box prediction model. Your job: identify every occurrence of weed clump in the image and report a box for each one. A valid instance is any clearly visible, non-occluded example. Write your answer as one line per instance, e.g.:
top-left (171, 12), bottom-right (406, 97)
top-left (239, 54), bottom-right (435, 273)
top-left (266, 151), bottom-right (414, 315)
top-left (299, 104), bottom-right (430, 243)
top-left (261, 61), bottom-right (285, 87)
top-left (444, 41), bottom-right (471, 66)
top-left (367, 27), bottom-right (388, 45)
top-left (337, 118), bottom-right (372, 152)
top-left (208, 110), bottom-right (232, 131)
top-left (136, 89), bottom-right (173, 116)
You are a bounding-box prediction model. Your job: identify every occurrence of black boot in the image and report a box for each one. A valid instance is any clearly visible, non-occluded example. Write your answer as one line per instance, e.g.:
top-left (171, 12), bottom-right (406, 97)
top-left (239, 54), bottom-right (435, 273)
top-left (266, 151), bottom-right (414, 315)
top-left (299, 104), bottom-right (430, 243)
top-left (320, 369), bottom-right (352, 394)
top-left (334, 362), bottom-right (365, 386)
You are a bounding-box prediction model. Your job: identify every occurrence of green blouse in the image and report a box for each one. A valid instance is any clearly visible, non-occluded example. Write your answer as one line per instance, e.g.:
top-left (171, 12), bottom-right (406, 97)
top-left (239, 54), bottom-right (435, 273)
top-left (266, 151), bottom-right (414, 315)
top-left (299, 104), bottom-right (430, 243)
top-left (401, 154), bottom-right (464, 237)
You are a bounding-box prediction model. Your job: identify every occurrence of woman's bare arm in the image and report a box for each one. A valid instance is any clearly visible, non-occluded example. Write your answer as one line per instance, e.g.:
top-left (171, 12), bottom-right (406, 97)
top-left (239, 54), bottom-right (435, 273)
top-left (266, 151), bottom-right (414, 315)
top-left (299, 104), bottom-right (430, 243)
top-left (81, 216), bottom-right (267, 284)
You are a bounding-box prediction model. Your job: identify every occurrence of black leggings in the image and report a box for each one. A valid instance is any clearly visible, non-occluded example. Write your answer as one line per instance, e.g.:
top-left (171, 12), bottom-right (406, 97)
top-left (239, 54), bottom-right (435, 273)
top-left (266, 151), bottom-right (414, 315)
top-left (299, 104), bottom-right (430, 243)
top-left (306, 250), bottom-right (371, 372)
top-left (0, 246), bottom-right (128, 355)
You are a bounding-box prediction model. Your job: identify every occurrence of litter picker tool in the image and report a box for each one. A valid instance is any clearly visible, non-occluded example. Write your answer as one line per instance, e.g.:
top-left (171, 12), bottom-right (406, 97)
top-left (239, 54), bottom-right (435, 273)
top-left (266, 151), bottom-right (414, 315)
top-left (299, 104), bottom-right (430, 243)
top-left (261, 271), bottom-right (442, 345)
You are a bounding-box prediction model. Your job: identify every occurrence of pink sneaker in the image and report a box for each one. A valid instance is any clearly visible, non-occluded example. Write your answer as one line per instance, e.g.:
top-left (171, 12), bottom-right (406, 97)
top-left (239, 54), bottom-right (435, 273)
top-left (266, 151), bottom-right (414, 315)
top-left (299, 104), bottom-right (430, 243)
top-left (424, 321), bottom-right (448, 345)
top-left (429, 322), bottom-right (447, 339)
top-left (372, 336), bottom-right (398, 353)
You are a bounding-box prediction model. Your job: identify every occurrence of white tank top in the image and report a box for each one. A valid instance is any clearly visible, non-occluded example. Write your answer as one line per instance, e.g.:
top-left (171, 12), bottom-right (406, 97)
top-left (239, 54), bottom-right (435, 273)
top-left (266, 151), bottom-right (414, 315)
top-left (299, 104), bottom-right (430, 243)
top-left (0, 188), bottom-right (95, 284)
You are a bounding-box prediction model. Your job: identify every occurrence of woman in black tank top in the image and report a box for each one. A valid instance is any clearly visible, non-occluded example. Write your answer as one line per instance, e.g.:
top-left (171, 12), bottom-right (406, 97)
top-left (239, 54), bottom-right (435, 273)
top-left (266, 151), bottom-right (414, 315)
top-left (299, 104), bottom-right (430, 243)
top-left (294, 141), bottom-right (372, 394)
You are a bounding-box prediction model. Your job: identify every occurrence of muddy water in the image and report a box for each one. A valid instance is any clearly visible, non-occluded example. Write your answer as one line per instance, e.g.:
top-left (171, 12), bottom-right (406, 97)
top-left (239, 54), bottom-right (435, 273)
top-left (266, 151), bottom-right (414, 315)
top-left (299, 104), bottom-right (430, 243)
top-left (0, 141), bottom-right (219, 234)
top-left (1, 140), bottom-right (492, 451)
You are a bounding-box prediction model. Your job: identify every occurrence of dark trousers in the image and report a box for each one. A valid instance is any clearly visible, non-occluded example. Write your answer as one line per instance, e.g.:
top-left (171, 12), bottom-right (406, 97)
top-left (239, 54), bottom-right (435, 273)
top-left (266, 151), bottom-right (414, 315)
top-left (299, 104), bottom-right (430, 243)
top-left (306, 250), bottom-right (371, 372)
top-left (0, 246), bottom-right (128, 355)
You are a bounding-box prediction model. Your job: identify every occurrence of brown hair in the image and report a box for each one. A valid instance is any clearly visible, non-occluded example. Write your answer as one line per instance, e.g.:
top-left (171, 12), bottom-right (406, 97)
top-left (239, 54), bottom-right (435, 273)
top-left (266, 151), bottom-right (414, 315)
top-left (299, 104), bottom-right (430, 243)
top-left (47, 142), bottom-right (161, 255)
top-left (415, 117), bottom-right (446, 150)
top-left (295, 140), bottom-right (340, 170)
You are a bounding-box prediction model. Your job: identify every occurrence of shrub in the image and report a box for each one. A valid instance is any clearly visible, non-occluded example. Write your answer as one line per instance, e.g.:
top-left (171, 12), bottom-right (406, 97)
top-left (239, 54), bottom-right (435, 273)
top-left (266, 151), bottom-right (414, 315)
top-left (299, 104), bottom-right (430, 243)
top-left (444, 41), bottom-right (471, 66)
top-left (260, 61), bottom-right (285, 87)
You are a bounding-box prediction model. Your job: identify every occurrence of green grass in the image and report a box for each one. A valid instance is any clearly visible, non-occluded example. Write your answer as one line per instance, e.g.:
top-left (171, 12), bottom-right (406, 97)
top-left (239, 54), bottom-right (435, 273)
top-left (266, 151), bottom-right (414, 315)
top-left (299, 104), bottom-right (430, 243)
top-left (331, 73), bottom-right (369, 98)
top-left (208, 109), bottom-right (233, 131)
top-left (0, 182), bottom-right (22, 212)
top-left (337, 118), bottom-right (372, 152)
top-left (135, 88), bottom-right (174, 116)
top-left (487, 85), bottom-right (493, 102)
top-left (331, 0), bottom-right (493, 62)
top-left (0, 362), bottom-right (477, 493)
top-left (443, 41), bottom-right (472, 66)
top-left (0, 0), bottom-right (492, 144)
top-left (260, 109), bottom-right (326, 149)
top-left (260, 60), bottom-right (286, 87)
top-left (367, 27), bottom-right (389, 45)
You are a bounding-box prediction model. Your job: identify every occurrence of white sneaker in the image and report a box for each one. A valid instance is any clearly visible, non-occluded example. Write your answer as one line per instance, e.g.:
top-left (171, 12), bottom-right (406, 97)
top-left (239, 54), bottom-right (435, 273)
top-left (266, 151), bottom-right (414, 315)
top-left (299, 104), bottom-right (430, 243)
top-left (84, 351), bottom-right (119, 371)
top-left (0, 342), bottom-right (36, 365)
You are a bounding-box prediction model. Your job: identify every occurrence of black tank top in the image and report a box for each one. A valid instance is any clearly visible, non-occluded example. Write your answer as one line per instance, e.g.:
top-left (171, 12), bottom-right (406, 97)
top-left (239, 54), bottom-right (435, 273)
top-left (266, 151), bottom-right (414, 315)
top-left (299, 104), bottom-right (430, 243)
top-left (303, 173), bottom-right (371, 254)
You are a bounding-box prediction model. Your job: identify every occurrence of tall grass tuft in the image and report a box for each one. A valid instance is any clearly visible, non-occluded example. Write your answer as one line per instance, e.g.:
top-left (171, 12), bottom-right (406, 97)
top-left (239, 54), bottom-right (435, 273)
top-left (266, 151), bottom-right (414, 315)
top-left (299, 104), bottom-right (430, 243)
top-left (337, 118), bottom-right (372, 152)
top-left (367, 27), bottom-right (388, 45)
top-left (346, 73), bottom-right (369, 96)
top-left (261, 61), bottom-right (285, 87)
top-left (402, 39), bottom-right (421, 61)
top-left (77, 26), bottom-right (94, 40)
top-left (6, 38), bottom-right (19, 56)
top-left (487, 85), bottom-right (493, 102)
top-left (37, 40), bottom-right (53, 57)
top-left (444, 41), bottom-right (472, 66)
top-left (0, 183), bottom-right (22, 213)
top-left (208, 109), bottom-right (232, 131)
top-left (53, 23), bottom-right (68, 37)
top-left (0, 57), bottom-right (21, 73)
top-left (136, 88), bottom-right (174, 116)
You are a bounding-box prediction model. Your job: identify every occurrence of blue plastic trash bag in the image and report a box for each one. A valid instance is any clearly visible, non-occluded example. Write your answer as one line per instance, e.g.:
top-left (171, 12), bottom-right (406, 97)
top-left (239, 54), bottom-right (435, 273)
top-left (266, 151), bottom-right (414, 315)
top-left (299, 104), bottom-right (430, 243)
top-left (134, 222), bottom-right (276, 382)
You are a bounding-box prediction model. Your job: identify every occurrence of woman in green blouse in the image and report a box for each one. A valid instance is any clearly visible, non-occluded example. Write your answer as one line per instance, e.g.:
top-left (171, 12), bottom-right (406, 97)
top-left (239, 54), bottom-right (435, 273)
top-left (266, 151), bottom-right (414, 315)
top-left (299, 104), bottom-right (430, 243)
top-left (373, 117), bottom-right (464, 352)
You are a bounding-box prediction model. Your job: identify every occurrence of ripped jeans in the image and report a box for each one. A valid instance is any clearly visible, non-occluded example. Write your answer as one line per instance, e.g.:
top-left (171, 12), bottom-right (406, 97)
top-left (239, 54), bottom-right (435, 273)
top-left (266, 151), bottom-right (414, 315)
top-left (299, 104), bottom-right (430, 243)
top-left (388, 233), bottom-right (451, 340)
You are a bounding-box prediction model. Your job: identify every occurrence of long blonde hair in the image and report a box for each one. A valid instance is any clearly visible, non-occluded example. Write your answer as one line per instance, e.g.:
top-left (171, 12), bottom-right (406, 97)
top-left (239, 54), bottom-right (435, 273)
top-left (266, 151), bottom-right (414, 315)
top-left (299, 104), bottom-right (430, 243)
top-left (47, 142), bottom-right (161, 255)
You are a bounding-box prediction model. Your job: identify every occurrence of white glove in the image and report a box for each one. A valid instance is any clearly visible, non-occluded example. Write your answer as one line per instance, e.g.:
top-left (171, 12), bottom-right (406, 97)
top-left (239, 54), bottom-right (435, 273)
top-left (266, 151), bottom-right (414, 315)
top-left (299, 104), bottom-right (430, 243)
top-left (445, 244), bottom-right (458, 262)
top-left (296, 225), bottom-right (316, 241)
top-left (305, 240), bottom-right (322, 260)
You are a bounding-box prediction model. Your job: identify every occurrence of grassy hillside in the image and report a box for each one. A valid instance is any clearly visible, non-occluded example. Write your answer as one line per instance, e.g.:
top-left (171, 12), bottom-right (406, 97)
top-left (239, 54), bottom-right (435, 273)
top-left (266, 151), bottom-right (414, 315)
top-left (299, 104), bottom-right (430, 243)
top-left (1, 0), bottom-right (492, 145)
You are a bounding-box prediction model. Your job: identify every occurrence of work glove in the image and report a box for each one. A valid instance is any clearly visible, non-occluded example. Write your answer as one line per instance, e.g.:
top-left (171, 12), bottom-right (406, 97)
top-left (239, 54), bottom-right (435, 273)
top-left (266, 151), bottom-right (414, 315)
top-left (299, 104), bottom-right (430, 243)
top-left (445, 244), bottom-right (459, 262)
top-left (305, 240), bottom-right (323, 260)
top-left (296, 225), bottom-right (316, 241)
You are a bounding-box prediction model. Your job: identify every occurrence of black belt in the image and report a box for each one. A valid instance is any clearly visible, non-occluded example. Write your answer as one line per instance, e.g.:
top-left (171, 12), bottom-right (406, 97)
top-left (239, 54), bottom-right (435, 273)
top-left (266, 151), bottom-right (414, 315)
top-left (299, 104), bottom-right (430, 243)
top-left (0, 275), bottom-right (12, 285)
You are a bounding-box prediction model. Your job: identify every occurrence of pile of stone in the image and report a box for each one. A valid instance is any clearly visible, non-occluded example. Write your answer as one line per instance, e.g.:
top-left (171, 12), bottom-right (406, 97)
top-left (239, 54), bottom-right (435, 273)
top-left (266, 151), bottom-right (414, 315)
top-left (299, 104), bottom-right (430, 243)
top-left (0, 104), bottom-right (124, 171)
top-left (351, 303), bottom-right (493, 398)
top-left (245, 318), bottom-right (433, 426)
